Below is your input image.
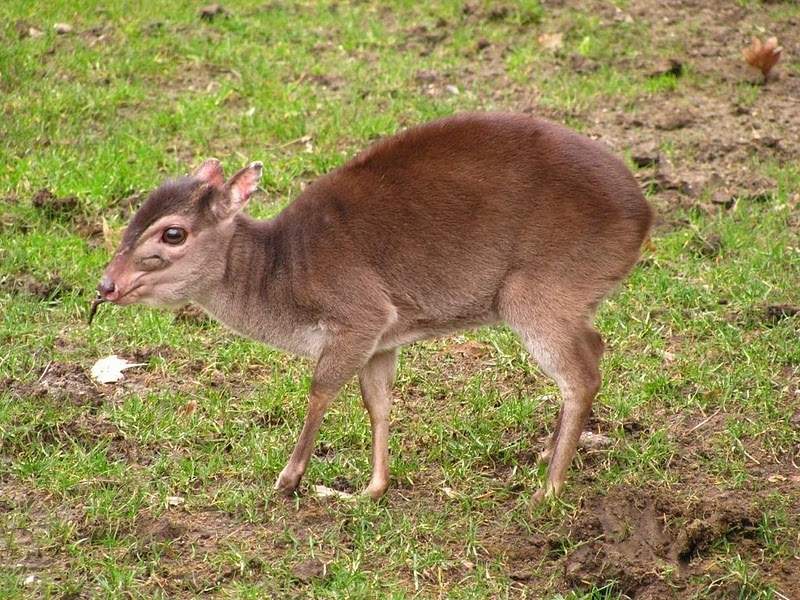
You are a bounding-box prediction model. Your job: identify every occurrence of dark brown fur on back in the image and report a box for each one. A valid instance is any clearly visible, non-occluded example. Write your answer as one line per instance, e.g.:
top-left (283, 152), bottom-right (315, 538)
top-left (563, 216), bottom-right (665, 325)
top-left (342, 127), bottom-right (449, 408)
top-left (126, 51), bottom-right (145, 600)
top-left (270, 113), bottom-right (650, 324)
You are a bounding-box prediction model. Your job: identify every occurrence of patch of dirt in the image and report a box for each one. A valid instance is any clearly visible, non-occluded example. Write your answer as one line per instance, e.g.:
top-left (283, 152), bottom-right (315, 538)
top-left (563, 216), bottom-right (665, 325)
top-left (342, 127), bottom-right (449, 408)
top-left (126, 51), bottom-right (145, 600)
top-left (561, 487), bottom-right (763, 598)
top-left (481, 480), bottom-right (797, 599)
top-left (0, 479), bottom-right (84, 576)
top-left (289, 557), bottom-right (328, 583)
top-left (1, 364), bottom-right (154, 466)
top-left (0, 271), bottom-right (77, 301)
top-left (30, 187), bottom-right (84, 223)
top-left (127, 506), bottom-right (324, 596)
top-left (60, 411), bottom-right (144, 463)
top-left (3, 352), bottom-right (167, 411)
top-left (760, 303), bottom-right (800, 325)
top-left (9, 360), bottom-right (102, 407)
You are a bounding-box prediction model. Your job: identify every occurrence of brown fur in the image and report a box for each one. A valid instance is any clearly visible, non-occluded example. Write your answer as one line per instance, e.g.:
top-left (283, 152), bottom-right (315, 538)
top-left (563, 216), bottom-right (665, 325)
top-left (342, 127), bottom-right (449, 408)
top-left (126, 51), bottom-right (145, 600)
top-left (98, 113), bottom-right (653, 501)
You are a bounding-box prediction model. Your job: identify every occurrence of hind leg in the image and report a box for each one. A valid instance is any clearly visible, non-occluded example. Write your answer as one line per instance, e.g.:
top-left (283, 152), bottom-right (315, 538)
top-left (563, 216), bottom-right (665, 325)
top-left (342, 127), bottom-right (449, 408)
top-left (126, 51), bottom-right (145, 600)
top-left (502, 296), bottom-right (605, 501)
top-left (536, 324), bottom-right (604, 501)
top-left (538, 326), bottom-right (601, 468)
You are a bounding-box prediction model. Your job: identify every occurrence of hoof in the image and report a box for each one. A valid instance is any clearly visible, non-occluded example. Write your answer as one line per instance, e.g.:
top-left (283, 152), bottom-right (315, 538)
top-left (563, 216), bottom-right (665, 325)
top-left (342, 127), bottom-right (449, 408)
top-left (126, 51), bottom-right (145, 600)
top-left (274, 471), bottom-right (301, 496)
top-left (360, 481), bottom-right (389, 500)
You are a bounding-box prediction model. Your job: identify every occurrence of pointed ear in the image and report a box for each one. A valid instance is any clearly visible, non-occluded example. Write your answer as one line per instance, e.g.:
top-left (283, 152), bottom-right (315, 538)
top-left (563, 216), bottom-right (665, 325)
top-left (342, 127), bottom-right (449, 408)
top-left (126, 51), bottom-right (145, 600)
top-left (192, 158), bottom-right (225, 188)
top-left (223, 161), bottom-right (263, 214)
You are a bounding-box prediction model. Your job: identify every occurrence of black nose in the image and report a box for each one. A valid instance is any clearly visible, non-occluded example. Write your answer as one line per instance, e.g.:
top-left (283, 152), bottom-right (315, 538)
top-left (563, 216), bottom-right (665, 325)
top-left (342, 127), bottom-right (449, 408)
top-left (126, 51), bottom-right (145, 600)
top-left (97, 276), bottom-right (116, 297)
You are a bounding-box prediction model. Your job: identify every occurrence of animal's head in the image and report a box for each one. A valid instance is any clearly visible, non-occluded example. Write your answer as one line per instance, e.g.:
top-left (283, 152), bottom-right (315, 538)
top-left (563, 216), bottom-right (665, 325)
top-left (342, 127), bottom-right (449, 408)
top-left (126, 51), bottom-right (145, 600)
top-left (97, 159), bottom-right (262, 307)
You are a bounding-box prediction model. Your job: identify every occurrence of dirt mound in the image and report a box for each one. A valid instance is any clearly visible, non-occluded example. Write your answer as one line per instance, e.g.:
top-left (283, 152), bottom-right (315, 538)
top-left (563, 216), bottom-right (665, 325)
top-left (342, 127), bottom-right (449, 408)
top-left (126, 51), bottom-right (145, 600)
top-left (21, 360), bottom-right (100, 406)
top-left (0, 271), bottom-right (77, 301)
top-left (31, 187), bottom-right (82, 223)
top-left (563, 487), bottom-right (762, 598)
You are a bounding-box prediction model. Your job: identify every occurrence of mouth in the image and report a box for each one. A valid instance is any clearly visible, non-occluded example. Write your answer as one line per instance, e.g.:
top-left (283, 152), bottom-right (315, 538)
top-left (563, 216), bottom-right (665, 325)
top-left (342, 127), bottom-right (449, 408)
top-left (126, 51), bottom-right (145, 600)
top-left (96, 280), bottom-right (145, 308)
top-left (115, 283), bottom-right (145, 306)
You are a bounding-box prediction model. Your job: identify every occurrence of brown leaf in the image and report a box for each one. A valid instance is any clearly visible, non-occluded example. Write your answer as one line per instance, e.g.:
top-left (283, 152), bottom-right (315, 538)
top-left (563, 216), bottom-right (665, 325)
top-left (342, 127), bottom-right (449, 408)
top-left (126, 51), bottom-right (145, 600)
top-left (743, 36), bottom-right (782, 78)
top-left (181, 399), bottom-right (198, 417)
top-left (102, 217), bottom-right (114, 252)
top-left (537, 32), bottom-right (563, 52)
top-left (101, 217), bottom-right (126, 252)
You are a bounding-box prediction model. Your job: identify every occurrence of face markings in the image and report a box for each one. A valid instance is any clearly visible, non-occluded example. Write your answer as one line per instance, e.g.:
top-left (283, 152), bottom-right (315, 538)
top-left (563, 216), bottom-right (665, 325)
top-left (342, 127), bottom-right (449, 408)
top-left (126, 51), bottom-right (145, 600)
top-left (120, 179), bottom-right (212, 249)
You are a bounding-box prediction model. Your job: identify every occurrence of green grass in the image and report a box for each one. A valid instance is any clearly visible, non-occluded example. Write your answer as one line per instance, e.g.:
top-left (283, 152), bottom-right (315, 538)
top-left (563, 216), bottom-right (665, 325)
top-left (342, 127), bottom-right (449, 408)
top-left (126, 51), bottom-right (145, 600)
top-left (2, 0), bottom-right (800, 598)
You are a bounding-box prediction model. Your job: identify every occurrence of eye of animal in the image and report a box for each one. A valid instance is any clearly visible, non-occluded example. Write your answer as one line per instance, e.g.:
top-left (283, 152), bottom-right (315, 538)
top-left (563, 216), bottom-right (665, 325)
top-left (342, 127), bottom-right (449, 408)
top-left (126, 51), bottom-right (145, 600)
top-left (162, 227), bottom-right (187, 245)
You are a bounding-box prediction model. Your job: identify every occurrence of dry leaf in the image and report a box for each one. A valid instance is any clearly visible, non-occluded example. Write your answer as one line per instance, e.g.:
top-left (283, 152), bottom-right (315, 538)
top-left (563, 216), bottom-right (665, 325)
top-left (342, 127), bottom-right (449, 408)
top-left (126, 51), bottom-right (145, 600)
top-left (451, 339), bottom-right (492, 358)
top-left (537, 32), bottom-right (563, 52)
top-left (312, 485), bottom-right (354, 500)
top-left (100, 218), bottom-right (125, 251)
top-left (460, 558), bottom-right (475, 571)
top-left (101, 216), bottom-right (114, 252)
top-left (179, 399), bottom-right (198, 417)
top-left (743, 36), bottom-right (781, 78)
top-left (90, 355), bottom-right (146, 383)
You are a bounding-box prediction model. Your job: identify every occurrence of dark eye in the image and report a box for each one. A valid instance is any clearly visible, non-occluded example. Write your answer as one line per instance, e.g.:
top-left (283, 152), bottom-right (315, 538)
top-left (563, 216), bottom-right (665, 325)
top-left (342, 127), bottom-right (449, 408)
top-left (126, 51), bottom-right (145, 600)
top-left (162, 227), bottom-right (186, 245)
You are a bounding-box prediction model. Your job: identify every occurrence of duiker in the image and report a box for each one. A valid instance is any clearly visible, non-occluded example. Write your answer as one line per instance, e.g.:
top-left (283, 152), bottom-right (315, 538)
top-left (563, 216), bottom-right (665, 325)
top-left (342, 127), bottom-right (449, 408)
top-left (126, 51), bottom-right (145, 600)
top-left (97, 113), bottom-right (653, 500)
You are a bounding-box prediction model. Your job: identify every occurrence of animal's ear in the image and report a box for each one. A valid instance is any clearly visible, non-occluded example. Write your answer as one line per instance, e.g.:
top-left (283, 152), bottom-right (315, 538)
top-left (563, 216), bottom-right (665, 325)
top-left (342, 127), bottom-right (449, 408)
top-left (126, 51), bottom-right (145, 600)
top-left (222, 161), bottom-right (263, 216)
top-left (192, 158), bottom-right (225, 188)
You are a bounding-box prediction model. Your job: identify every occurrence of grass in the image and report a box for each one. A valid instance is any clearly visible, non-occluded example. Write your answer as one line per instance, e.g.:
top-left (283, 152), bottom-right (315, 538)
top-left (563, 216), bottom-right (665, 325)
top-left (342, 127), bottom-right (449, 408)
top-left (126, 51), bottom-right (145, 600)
top-left (2, 0), bottom-right (800, 598)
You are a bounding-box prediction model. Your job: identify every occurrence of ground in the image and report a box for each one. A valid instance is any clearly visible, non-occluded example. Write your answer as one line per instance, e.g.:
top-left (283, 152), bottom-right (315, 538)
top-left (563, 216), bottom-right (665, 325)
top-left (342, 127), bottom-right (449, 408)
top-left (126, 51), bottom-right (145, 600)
top-left (1, 0), bottom-right (799, 598)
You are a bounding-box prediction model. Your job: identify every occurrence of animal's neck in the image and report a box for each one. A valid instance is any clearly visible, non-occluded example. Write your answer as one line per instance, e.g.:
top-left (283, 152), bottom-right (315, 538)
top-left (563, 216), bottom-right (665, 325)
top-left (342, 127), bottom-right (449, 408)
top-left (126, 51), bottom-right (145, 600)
top-left (196, 216), bottom-right (280, 326)
top-left (194, 215), bottom-right (324, 356)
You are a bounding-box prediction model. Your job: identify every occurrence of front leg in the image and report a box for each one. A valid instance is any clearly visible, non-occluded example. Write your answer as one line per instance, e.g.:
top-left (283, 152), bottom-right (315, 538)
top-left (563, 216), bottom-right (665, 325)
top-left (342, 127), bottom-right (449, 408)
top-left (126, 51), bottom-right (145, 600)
top-left (273, 329), bottom-right (388, 496)
top-left (274, 386), bottom-right (336, 495)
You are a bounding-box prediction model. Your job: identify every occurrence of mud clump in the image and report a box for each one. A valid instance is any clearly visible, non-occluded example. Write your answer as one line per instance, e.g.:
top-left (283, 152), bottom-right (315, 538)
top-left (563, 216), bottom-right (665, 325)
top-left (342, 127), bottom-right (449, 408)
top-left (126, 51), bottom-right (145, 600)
top-left (0, 272), bottom-right (76, 301)
top-left (135, 515), bottom-right (189, 544)
top-left (290, 558), bottom-right (327, 583)
top-left (18, 360), bottom-right (100, 407)
top-left (563, 488), bottom-right (761, 598)
top-left (760, 304), bottom-right (799, 325)
top-left (31, 188), bottom-right (83, 223)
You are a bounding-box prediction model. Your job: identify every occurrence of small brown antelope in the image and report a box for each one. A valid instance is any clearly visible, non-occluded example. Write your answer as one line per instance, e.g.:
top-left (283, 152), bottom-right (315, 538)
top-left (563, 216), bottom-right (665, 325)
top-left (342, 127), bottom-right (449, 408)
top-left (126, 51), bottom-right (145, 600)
top-left (96, 113), bottom-right (652, 501)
